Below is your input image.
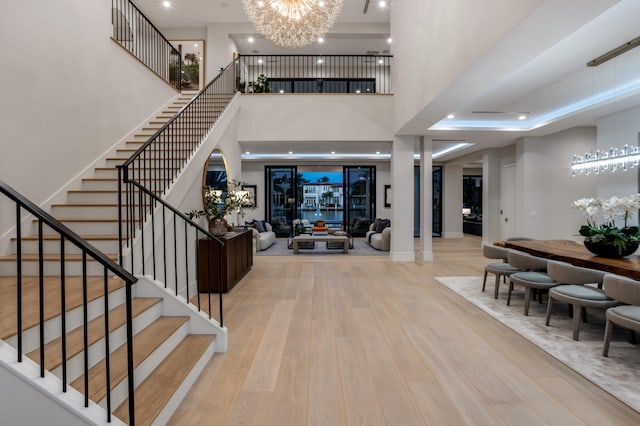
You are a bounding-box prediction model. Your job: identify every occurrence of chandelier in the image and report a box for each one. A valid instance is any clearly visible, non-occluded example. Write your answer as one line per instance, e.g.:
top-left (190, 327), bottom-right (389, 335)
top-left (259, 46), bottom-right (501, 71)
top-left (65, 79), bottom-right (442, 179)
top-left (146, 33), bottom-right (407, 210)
top-left (242, 0), bottom-right (344, 48)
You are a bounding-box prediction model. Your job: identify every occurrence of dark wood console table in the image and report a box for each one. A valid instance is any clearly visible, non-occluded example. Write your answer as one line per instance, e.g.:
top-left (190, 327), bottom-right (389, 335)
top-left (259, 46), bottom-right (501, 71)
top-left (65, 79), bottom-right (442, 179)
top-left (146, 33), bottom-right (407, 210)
top-left (501, 239), bottom-right (640, 280)
top-left (198, 230), bottom-right (253, 293)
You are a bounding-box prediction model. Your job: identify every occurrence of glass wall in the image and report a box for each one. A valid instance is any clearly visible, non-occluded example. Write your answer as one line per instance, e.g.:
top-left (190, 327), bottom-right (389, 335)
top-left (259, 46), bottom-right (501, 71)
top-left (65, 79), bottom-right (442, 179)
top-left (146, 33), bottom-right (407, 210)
top-left (344, 166), bottom-right (376, 236)
top-left (265, 166), bottom-right (297, 237)
top-left (414, 166), bottom-right (443, 237)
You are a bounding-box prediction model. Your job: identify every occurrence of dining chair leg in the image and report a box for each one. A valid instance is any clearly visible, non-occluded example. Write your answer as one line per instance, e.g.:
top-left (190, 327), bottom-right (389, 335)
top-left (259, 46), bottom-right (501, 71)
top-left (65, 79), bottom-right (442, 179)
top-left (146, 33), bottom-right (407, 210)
top-left (494, 274), bottom-right (501, 299)
top-left (524, 287), bottom-right (532, 316)
top-left (507, 280), bottom-right (513, 306)
top-left (482, 271), bottom-right (488, 292)
top-left (602, 318), bottom-right (613, 357)
top-left (545, 295), bottom-right (554, 325)
top-left (572, 304), bottom-right (583, 341)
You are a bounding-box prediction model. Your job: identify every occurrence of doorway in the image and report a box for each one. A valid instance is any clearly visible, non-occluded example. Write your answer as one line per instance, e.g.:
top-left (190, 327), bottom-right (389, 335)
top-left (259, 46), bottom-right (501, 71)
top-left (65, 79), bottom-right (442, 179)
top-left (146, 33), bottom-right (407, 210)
top-left (170, 40), bottom-right (205, 91)
top-left (501, 164), bottom-right (516, 239)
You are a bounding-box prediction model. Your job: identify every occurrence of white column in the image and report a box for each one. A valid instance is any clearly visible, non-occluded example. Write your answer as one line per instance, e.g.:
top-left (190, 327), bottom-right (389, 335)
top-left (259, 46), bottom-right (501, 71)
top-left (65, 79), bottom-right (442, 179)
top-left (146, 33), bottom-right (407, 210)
top-left (391, 135), bottom-right (416, 262)
top-left (483, 149), bottom-right (502, 245)
top-left (443, 164), bottom-right (463, 238)
top-left (420, 137), bottom-right (433, 261)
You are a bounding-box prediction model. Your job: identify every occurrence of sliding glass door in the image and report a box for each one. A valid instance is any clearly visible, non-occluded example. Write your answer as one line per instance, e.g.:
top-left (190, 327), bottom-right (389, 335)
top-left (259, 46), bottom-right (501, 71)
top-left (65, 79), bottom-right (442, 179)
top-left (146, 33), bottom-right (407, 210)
top-left (344, 166), bottom-right (376, 236)
top-left (265, 166), bottom-right (297, 237)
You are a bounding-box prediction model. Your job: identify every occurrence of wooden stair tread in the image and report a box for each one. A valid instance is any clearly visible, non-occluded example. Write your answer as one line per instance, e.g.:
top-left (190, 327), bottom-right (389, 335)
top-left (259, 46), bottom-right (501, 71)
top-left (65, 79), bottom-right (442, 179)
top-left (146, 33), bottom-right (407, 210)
top-left (27, 297), bottom-right (162, 370)
top-left (114, 334), bottom-right (214, 425)
top-left (70, 316), bottom-right (189, 403)
top-left (0, 276), bottom-right (125, 340)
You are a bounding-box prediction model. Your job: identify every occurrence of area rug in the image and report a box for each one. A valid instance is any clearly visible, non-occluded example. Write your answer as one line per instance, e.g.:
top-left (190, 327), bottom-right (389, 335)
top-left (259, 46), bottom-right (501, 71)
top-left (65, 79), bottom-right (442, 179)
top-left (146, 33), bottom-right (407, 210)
top-left (436, 276), bottom-right (640, 412)
top-left (255, 238), bottom-right (386, 256)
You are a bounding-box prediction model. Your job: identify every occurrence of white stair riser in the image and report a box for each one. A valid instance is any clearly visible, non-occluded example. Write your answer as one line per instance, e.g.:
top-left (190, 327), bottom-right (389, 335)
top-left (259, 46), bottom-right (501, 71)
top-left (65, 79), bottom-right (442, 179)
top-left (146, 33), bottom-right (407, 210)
top-left (6, 287), bottom-right (126, 354)
top-left (12, 238), bottom-right (121, 255)
top-left (101, 320), bottom-right (189, 411)
top-left (0, 259), bottom-right (118, 276)
top-left (51, 205), bottom-right (123, 219)
top-left (41, 221), bottom-right (121, 236)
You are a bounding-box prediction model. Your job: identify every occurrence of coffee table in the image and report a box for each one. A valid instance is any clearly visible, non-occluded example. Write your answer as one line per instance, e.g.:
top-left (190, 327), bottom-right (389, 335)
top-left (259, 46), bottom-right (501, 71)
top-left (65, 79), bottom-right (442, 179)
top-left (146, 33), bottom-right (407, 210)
top-left (291, 235), bottom-right (349, 254)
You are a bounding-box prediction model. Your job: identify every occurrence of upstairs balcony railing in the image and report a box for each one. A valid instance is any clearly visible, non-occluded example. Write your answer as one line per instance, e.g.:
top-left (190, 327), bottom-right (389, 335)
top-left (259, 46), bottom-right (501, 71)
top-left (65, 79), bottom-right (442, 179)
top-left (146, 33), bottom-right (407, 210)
top-left (111, 0), bottom-right (182, 90)
top-left (236, 54), bottom-right (392, 94)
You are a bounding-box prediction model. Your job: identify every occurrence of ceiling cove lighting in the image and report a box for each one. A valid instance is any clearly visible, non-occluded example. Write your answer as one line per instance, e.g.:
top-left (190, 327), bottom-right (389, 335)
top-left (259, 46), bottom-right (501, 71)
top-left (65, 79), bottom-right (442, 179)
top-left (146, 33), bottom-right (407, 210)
top-left (242, 0), bottom-right (344, 48)
top-left (571, 145), bottom-right (640, 176)
top-left (432, 143), bottom-right (473, 159)
top-left (241, 152), bottom-right (392, 160)
top-left (431, 76), bottom-right (640, 131)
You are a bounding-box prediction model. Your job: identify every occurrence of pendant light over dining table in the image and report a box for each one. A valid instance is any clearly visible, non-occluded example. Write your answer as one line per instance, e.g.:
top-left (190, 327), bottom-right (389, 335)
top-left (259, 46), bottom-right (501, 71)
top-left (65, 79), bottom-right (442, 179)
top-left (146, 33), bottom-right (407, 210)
top-left (242, 0), bottom-right (344, 48)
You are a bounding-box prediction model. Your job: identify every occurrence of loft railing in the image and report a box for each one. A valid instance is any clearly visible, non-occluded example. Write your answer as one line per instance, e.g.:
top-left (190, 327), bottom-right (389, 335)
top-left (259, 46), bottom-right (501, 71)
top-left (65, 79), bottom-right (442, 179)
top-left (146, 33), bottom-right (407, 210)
top-left (117, 62), bottom-right (236, 326)
top-left (111, 0), bottom-right (182, 90)
top-left (236, 54), bottom-right (393, 94)
top-left (1, 180), bottom-right (138, 425)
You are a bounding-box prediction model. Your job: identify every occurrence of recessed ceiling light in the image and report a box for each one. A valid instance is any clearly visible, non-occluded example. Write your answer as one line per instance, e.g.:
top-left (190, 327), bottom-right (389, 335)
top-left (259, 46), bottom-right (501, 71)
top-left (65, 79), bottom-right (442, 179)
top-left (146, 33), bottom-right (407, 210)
top-left (447, 114), bottom-right (455, 119)
top-left (162, 1), bottom-right (171, 8)
top-left (289, 151), bottom-right (293, 154)
top-left (387, 37), bottom-right (392, 44)
top-left (317, 59), bottom-right (323, 64)
top-left (356, 90), bottom-right (361, 94)
top-left (258, 58), bottom-right (263, 64)
top-left (279, 89), bottom-right (284, 93)
top-left (518, 115), bottom-right (527, 120)
top-left (379, 1), bottom-right (387, 7)
top-left (194, 43), bottom-right (198, 47)
top-left (245, 151), bottom-right (250, 155)
top-left (248, 36), bottom-right (254, 43)
top-left (376, 151), bottom-right (381, 155)
top-left (318, 37), bottom-right (324, 43)
top-left (378, 59), bottom-right (384, 64)
top-left (331, 151), bottom-right (336, 154)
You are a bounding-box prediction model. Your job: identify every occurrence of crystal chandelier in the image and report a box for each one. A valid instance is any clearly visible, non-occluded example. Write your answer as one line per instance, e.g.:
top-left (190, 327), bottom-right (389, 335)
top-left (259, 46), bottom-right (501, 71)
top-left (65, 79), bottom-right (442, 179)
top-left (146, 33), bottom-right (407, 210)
top-left (242, 0), bottom-right (344, 48)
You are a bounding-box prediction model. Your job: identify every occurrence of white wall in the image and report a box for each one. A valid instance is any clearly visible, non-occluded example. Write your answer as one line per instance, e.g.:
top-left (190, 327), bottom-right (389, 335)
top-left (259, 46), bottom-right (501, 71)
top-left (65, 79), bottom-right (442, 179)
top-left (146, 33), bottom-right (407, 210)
top-left (0, 1), bottom-right (176, 238)
top-left (596, 105), bottom-right (640, 202)
top-left (205, 23), bottom-right (241, 81)
top-left (238, 94), bottom-right (393, 142)
top-left (391, 0), bottom-right (543, 133)
top-left (514, 127), bottom-right (597, 239)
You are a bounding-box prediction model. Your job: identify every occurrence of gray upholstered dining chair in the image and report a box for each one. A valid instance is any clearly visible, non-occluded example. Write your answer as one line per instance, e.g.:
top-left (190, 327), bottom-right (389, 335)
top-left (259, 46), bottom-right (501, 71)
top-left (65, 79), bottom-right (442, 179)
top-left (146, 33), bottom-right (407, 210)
top-left (544, 260), bottom-right (614, 341)
top-left (482, 244), bottom-right (521, 299)
top-left (602, 274), bottom-right (640, 357)
top-left (507, 251), bottom-right (558, 315)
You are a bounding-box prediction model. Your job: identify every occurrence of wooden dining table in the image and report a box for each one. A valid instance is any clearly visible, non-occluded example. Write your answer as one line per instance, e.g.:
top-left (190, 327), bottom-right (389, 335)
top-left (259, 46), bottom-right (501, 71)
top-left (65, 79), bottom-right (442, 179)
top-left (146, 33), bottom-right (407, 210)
top-left (498, 239), bottom-right (640, 280)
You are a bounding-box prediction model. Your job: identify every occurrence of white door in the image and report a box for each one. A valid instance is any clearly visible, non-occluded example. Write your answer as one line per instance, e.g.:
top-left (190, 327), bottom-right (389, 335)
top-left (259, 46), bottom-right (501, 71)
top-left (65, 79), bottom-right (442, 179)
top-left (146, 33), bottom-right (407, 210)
top-left (501, 164), bottom-right (516, 239)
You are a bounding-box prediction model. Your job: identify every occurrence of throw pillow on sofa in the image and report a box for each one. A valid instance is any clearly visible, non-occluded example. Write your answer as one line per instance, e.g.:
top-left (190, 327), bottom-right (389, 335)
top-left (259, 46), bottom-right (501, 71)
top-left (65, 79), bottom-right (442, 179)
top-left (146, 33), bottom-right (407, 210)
top-left (255, 220), bottom-right (266, 233)
top-left (375, 218), bottom-right (390, 233)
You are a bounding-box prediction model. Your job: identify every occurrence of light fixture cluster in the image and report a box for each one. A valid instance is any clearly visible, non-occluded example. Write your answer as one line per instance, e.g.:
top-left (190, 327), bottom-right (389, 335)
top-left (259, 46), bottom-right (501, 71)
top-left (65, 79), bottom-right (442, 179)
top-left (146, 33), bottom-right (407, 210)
top-left (242, 0), bottom-right (344, 48)
top-left (571, 145), bottom-right (640, 176)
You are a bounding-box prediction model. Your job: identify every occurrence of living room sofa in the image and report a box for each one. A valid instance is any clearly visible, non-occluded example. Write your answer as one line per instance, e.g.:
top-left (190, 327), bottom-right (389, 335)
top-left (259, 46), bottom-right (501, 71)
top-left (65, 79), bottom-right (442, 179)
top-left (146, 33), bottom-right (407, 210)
top-left (249, 222), bottom-right (276, 252)
top-left (366, 219), bottom-right (391, 251)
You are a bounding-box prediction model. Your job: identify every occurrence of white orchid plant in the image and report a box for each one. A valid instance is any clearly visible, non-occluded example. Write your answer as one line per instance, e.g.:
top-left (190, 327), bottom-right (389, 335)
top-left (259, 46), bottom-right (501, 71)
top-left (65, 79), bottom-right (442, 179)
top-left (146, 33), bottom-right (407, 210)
top-left (573, 194), bottom-right (640, 254)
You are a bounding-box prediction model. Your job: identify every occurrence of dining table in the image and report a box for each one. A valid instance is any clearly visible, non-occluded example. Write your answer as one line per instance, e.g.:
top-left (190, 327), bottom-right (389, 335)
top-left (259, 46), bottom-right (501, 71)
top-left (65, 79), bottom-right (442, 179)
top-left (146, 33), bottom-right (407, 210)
top-left (497, 239), bottom-right (640, 280)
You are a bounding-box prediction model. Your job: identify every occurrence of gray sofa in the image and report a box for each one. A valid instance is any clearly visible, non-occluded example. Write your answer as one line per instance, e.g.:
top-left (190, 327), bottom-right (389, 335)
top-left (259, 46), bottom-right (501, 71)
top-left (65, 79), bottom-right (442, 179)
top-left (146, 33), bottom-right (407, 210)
top-left (366, 221), bottom-right (391, 251)
top-left (251, 223), bottom-right (276, 252)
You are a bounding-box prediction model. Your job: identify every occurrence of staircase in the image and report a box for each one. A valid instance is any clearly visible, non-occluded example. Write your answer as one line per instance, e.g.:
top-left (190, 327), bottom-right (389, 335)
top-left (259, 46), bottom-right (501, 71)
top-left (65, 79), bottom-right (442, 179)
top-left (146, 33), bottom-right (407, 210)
top-left (0, 89), bottom-right (232, 425)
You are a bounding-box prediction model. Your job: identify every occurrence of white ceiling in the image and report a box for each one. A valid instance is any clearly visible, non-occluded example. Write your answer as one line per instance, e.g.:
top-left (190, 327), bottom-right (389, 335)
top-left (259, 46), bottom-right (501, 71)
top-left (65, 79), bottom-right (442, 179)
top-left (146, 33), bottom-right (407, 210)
top-left (135, 0), bottom-right (640, 163)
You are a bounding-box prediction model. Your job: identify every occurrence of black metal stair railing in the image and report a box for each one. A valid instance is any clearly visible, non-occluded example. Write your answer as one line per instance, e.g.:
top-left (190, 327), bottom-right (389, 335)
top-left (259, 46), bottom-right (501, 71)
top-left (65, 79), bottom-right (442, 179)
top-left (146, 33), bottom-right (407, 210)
top-left (117, 62), bottom-right (236, 327)
top-left (1, 180), bottom-right (138, 425)
top-left (236, 54), bottom-right (393, 94)
top-left (111, 0), bottom-right (182, 90)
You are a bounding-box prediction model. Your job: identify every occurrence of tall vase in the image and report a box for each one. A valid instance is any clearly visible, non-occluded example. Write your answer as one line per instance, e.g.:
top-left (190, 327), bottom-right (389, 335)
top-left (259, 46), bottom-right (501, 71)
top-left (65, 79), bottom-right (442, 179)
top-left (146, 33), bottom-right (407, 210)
top-left (209, 217), bottom-right (228, 237)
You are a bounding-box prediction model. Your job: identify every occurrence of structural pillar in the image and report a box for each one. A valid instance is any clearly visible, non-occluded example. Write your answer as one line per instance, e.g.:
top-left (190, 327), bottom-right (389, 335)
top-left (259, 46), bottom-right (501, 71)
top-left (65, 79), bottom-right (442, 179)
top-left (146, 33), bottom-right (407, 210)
top-left (443, 164), bottom-right (463, 238)
top-left (420, 136), bottom-right (433, 261)
top-left (483, 149), bottom-right (502, 245)
top-left (391, 135), bottom-right (416, 261)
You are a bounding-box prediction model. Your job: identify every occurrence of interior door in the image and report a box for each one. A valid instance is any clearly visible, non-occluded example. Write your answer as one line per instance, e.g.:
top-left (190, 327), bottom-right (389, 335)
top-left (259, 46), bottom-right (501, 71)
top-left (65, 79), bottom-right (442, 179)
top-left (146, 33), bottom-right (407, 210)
top-left (501, 164), bottom-right (516, 239)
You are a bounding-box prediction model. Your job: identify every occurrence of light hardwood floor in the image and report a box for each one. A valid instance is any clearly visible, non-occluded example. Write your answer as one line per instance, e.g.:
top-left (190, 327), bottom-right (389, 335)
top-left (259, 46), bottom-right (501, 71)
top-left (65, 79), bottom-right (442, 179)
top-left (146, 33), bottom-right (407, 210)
top-left (170, 235), bottom-right (640, 425)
